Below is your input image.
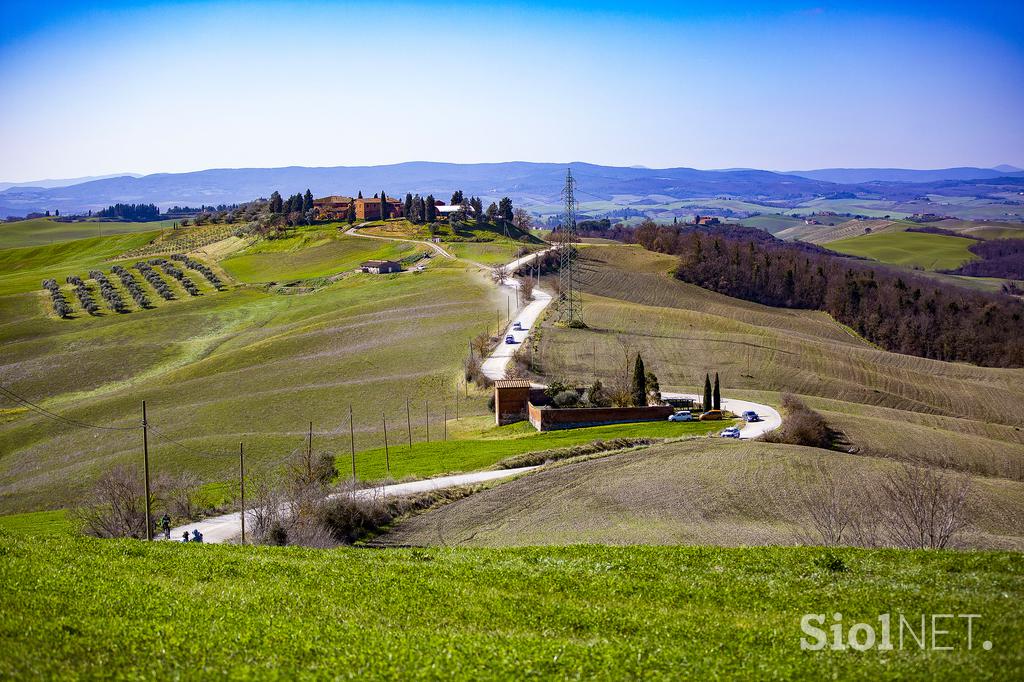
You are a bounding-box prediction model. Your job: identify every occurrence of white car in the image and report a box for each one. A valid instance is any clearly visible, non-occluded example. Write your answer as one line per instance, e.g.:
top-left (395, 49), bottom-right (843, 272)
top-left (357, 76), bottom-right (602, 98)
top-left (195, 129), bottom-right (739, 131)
top-left (720, 426), bottom-right (741, 438)
top-left (668, 411), bottom-right (693, 422)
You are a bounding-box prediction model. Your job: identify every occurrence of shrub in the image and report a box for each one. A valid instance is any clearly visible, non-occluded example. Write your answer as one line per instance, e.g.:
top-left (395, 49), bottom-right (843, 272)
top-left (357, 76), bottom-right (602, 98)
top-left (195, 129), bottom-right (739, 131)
top-left (761, 394), bottom-right (832, 449)
top-left (552, 390), bottom-right (580, 408)
top-left (41, 278), bottom-right (72, 318)
top-left (134, 261), bottom-right (175, 300)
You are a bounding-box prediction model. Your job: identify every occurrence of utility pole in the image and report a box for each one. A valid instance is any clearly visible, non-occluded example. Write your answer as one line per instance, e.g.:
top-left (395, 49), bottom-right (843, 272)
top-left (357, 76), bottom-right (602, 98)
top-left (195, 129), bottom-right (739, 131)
top-left (455, 387), bottom-right (459, 420)
top-left (382, 413), bottom-right (391, 478)
top-left (443, 405), bottom-right (448, 441)
top-left (349, 404), bottom-right (356, 481)
top-left (142, 400), bottom-right (152, 541)
top-left (406, 397), bottom-right (412, 449)
top-left (307, 421), bottom-right (313, 461)
top-left (239, 442), bottom-right (245, 545)
top-left (425, 402), bottom-right (430, 442)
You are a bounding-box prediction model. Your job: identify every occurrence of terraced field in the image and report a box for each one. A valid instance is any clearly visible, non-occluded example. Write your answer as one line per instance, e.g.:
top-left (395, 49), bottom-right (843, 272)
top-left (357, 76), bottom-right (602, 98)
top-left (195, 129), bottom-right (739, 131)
top-left (776, 218), bottom-right (905, 243)
top-left (382, 440), bottom-right (1024, 549)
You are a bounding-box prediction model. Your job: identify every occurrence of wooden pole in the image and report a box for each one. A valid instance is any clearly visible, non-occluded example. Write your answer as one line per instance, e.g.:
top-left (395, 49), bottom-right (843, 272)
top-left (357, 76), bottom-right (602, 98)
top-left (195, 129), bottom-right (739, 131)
top-left (425, 401), bottom-right (430, 442)
top-left (382, 413), bottom-right (391, 478)
top-left (239, 442), bottom-right (245, 545)
top-left (455, 387), bottom-right (459, 420)
top-left (142, 400), bottom-right (152, 541)
top-left (307, 421), bottom-right (313, 460)
top-left (443, 405), bottom-right (447, 441)
top-left (349, 405), bottom-right (356, 481)
top-left (406, 396), bottom-right (412, 449)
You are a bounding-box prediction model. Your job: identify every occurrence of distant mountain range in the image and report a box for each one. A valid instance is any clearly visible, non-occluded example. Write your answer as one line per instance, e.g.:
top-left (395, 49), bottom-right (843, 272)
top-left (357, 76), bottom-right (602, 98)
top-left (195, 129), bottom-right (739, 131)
top-left (0, 173), bottom-right (142, 193)
top-left (784, 166), bottom-right (1023, 184)
top-left (1, 162), bottom-right (1021, 217)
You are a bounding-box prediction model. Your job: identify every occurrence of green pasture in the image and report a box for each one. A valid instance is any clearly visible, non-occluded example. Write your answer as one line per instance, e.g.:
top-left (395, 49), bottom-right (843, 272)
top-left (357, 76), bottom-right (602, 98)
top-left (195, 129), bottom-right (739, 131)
top-left (0, 218), bottom-right (178, 250)
top-left (827, 230), bottom-right (979, 270)
top-left (1, 535), bottom-right (1020, 679)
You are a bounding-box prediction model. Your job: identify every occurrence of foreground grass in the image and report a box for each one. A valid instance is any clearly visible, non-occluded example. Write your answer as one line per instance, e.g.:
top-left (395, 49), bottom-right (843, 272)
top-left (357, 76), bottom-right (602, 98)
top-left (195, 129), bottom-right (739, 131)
top-left (0, 534), bottom-right (1020, 679)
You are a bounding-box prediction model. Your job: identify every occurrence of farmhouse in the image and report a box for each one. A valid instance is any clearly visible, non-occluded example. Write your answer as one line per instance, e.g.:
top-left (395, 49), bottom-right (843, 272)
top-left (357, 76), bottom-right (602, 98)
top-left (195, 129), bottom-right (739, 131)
top-left (494, 381), bottom-right (673, 431)
top-left (360, 259), bottom-right (402, 274)
top-left (312, 196), bottom-right (353, 221)
top-left (354, 197), bottom-right (404, 220)
top-left (694, 215), bottom-right (720, 226)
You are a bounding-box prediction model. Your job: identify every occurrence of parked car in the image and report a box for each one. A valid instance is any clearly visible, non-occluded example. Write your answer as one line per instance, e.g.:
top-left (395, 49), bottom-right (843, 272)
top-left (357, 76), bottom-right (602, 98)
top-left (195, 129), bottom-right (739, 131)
top-left (668, 411), bottom-right (693, 422)
top-left (513, 321), bottom-right (523, 331)
top-left (741, 410), bottom-right (761, 422)
top-left (699, 409), bottom-right (723, 421)
top-left (505, 335), bottom-right (516, 344)
top-left (720, 426), bottom-right (741, 438)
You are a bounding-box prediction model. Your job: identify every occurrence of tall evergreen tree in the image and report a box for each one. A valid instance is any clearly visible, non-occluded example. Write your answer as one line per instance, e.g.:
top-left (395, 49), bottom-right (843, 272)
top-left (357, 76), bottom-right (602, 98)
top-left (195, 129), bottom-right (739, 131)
top-left (498, 197), bottom-right (514, 225)
top-left (450, 190), bottom-right (464, 206)
top-left (425, 195), bottom-right (437, 222)
top-left (357, 190), bottom-right (363, 199)
top-left (303, 189), bottom-right (313, 213)
top-left (631, 354), bottom-right (647, 407)
top-left (703, 373), bottom-right (712, 411)
top-left (346, 204), bottom-right (356, 223)
top-left (269, 191), bottom-right (283, 214)
top-left (404, 193), bottom-right (413, 217)
top-left (713, 372), bottom-right (721, 410)
top-left (379, 190), bottom-right (387, 221)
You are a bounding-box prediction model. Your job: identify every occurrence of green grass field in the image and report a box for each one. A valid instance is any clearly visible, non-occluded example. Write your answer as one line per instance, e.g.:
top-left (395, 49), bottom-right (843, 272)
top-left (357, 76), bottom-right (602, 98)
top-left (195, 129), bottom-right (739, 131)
top-left (1, 533), bottom-right (1020, 679)
top-left (0, 232), bottom-right (507, 512)
top-left (0, 230), bottom-right (162, 296)
top-left (0, 217), bottom-right (179, 249)
top-left (220, 227), bottom-right (417, 282)
top-left (827, 230), bottom-right (979, 270)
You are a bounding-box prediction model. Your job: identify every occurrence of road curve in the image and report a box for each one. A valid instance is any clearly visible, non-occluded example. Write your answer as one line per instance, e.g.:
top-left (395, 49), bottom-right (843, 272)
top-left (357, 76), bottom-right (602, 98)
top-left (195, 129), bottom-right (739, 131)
top-left (661, 392), bottom-right (781, 440)
top-left (167, 466), bottom-right (538, 544)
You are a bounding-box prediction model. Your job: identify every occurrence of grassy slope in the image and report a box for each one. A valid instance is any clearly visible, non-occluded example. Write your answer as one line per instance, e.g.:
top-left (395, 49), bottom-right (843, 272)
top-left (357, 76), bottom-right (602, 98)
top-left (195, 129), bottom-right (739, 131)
top-left (383, 440), bottom-right (1024, 550)
top-left (2, 533), bottom-right (1021, 679)
top-left (0, 230), bottom-right (161, 295)
top-left (827, 230), bottom-right (979, 270)
top-left (0, 243), bottom-right (508, 512)
top-left (0, 217), bottom-right (178, 249)
top-left (221, 227), bottom-right (417, 282)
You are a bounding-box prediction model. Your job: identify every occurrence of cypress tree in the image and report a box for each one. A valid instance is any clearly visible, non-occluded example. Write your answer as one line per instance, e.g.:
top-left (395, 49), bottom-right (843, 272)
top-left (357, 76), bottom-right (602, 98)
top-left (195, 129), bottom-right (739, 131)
top-left (703, 373), bottom-right (712, 411)
top-left (303, 189), bottom-right (313, 213)
top-left (380, 189), bottom-right (387, 221)
top-left (631, 354), bottom-right (647, 407)
top-left (425, 195), bottom-right (437, 222)
top-left (404, 193), bottom-right (413, 217)
top-left (713, 372), bottom-right (721, 410)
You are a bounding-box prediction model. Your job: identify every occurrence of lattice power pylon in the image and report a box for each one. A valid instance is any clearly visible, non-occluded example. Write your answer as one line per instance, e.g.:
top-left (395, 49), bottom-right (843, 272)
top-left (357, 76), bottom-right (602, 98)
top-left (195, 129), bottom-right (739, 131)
top-left (557, 168), bottom-right (583, 325)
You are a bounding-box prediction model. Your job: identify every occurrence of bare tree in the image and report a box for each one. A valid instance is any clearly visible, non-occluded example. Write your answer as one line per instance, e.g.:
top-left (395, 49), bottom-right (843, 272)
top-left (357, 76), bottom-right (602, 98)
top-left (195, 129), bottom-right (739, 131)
top-left (157, 471), bottom-right (202, 520)
top-left (800, 466), bottom-right (855, 546)
top-left (493, 264), bottom-right (509, 285)
top-left (879, 464), bottom-right (972, 549)
top-left (513, 208), bottom-right (533, 232)
top-left (518, 277), bottom-right (535, 302)
top-left (75, 465), bottom-right (149, 539)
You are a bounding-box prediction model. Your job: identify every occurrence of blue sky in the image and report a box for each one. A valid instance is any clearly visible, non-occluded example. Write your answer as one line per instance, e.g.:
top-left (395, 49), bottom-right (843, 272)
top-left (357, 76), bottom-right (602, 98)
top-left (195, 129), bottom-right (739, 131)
top-left (1, 1), bottom-right (1022, 180)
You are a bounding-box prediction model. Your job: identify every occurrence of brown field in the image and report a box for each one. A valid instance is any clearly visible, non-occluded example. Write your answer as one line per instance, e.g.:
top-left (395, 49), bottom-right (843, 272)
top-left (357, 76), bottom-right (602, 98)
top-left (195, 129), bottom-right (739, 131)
top-left (776, 218), bottom-right (904, 243)
top-left (376, 244), bottom-right (1024, 547)
top-left (380, 440), bottom-right (1024, 549)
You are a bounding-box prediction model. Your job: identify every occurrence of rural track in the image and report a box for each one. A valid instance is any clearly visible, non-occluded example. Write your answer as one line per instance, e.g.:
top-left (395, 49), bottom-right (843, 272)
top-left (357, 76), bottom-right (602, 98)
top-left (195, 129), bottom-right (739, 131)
top-left (167, 466), bottom-right (539, 544)
top-left (344, 226), bottom-right (455, 259)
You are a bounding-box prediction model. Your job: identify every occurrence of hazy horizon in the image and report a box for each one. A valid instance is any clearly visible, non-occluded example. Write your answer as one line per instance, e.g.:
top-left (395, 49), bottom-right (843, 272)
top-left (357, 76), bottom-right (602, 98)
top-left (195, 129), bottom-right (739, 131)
top-left (2, 1), bottom-right (1022, 180)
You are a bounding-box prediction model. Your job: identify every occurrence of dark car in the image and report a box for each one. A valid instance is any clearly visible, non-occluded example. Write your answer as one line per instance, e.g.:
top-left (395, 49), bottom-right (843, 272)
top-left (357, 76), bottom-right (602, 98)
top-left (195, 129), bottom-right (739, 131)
top-left (741, 410), bottom-right (760, 422)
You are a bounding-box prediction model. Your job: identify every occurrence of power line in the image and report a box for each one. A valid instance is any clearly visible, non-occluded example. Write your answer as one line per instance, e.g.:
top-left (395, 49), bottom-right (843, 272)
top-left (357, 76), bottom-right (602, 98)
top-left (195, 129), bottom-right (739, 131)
top-left (146, 422), bottom-right (227, 460)
top-left (0, 383), bottom-right (140, 432)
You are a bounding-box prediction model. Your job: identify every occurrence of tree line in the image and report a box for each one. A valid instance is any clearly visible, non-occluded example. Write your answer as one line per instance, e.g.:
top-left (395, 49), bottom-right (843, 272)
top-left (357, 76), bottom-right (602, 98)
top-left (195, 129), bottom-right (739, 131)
top-left (96, 203), bottom-right (161, 221)
top-left (629, 221), bottom-right (1024, 368)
